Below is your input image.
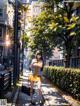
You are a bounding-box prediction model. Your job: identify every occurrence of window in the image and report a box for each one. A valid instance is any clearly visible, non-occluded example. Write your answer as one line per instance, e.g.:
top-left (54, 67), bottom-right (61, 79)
top-left (0, 8), bottom-right (3, 17)
top-left (33, 6), bottom-right (40, 13)
top-left (0, 27), bottom-right (3, 37)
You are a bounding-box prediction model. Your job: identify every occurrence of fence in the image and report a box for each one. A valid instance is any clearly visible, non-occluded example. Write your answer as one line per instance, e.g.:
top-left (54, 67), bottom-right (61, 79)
top-left (0, 68), bottom-right (13, 95)
top-left (49, 57), bottom-right (80, 68)
top-left (70, 57), bottom-right (80, 68)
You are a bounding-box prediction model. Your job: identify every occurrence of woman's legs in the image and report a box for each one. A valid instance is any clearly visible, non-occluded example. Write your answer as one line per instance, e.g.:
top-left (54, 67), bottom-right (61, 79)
top-left (38, 76), bottom-right (45, 104)
top-left (30, 80), bottom-right (34, 98)
top-left (38, 77), bottom-right (42, 96)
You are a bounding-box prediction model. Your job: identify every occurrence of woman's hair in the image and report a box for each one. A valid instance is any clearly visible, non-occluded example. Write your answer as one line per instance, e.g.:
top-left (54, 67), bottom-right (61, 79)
top-left (35, 51), bottom-right (42, 60)
top-left (35, 51), bottom-right (44, 71)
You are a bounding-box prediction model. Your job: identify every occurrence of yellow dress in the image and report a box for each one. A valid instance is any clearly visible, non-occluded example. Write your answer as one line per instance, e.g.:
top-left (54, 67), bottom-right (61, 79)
top-left (28, 65), bottom-right (40, 82)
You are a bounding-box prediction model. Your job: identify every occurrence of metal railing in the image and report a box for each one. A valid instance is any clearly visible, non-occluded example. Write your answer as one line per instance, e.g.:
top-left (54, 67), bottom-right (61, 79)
top-left (70, 57), bottom-right (80, 68)
top-left (49, 57), bottom-right (80, 68)
top-left (0, 68), bottom-right (13, 93)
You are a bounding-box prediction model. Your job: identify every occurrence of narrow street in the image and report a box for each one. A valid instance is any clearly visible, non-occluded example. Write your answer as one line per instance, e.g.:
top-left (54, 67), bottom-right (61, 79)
top-left (4, 57), bottom-right (80, 106)
top-left (0, 0), bottom-right (80, 106)
top-left (15, 59), bottom-right (70, 106)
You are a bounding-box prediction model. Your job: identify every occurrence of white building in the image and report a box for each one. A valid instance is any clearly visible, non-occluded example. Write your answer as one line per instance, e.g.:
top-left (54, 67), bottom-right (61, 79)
top-left (25, 0), bottom-right (44, 36)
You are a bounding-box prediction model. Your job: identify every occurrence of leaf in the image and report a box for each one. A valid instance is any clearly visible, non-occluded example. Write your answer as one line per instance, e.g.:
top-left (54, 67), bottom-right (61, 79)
top-left (64, 17), bottom-right (69, 23)
top-left (57, 14), bottom-right (62, 18)
top-left (70, 32), bottom-right (76, 36)
top-left (53, 27), bottom-right (57, 31)
top-left (71, 16), bottom-right (79, 22)
top-left (67, 23), bottom-right (76, 30)
top-left (49, 22), bottom-right (58, 29)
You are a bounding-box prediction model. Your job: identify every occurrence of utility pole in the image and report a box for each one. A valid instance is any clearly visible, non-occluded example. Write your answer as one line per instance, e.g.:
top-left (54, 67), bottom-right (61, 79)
top-left (8, 0), bottom-right (28, 86)
top-left (13, 0), bottom-right (20, 85)
top-left (21, 8), bottom-right (26, 72)
top-left (13, 0), bottom-right (27, 85)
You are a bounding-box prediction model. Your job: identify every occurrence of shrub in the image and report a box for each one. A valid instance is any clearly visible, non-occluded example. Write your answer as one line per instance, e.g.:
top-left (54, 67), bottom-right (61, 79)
top-left (43, 66), bottom-right (80, 100)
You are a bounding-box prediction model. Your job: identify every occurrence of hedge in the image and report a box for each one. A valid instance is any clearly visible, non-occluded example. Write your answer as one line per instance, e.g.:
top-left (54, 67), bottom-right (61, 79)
top-left (43, 66), bottom-right (80, 100)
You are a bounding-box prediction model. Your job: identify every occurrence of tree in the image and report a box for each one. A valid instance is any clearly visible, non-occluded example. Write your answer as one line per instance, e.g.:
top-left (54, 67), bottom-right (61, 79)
top-left (29, 11), bottom-right (54, 61)
top-left (28, 1), bottom-right (80, 67)
top-left (54, 3), bottom-right (80, 67)
top-left (43, 1), bottom-right (80, 67)
top-left (18, 3), bottom-right (29, 49)
top-left (21, 33), bottom-right (29, 48)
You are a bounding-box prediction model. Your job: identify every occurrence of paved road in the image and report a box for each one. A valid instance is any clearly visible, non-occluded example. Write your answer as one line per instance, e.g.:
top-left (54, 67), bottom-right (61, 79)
top-left (17, 69), bottom-right (70, 106)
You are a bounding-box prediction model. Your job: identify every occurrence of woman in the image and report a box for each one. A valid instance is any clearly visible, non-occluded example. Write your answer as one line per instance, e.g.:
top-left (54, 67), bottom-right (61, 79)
top-left (29, 51), bottom-right (44, 104)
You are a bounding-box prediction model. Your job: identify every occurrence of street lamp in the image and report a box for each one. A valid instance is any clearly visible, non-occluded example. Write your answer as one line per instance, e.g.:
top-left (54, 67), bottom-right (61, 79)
top-left (5, 41), bottom-right (11, 47)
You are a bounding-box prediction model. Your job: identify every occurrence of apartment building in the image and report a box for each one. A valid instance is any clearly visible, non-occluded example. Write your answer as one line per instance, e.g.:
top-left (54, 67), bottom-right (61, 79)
top-left (25, 0), bottom-right (44, 36)
top-left (0, 0), bottom-right (14, 62)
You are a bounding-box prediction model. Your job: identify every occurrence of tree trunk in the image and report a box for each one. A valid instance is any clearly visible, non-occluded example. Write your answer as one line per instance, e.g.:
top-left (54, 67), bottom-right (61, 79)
top-left (64, 53), bottom-right (71, 68)
top-left (64, 41), bottom-right (72, 68)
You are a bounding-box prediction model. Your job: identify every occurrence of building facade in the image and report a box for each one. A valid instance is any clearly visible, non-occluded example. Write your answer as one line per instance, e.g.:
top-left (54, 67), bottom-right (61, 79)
top-left (0, 0), bottom-right (14, 63)
top-left (24, 0), bottom-right (44, 36)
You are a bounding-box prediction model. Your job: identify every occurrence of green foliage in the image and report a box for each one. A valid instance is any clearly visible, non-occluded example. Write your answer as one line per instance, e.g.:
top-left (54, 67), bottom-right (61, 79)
top-left (43, 66), bottom-right (80, 100)
top-left (21, 34), bottom-right (29, 48)
top-left (44, 1), bottom-right (80, 48)
top-left (30, 1), bottom-right (80, 67)
top-left (29, 11), bottom-right (54, 59)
